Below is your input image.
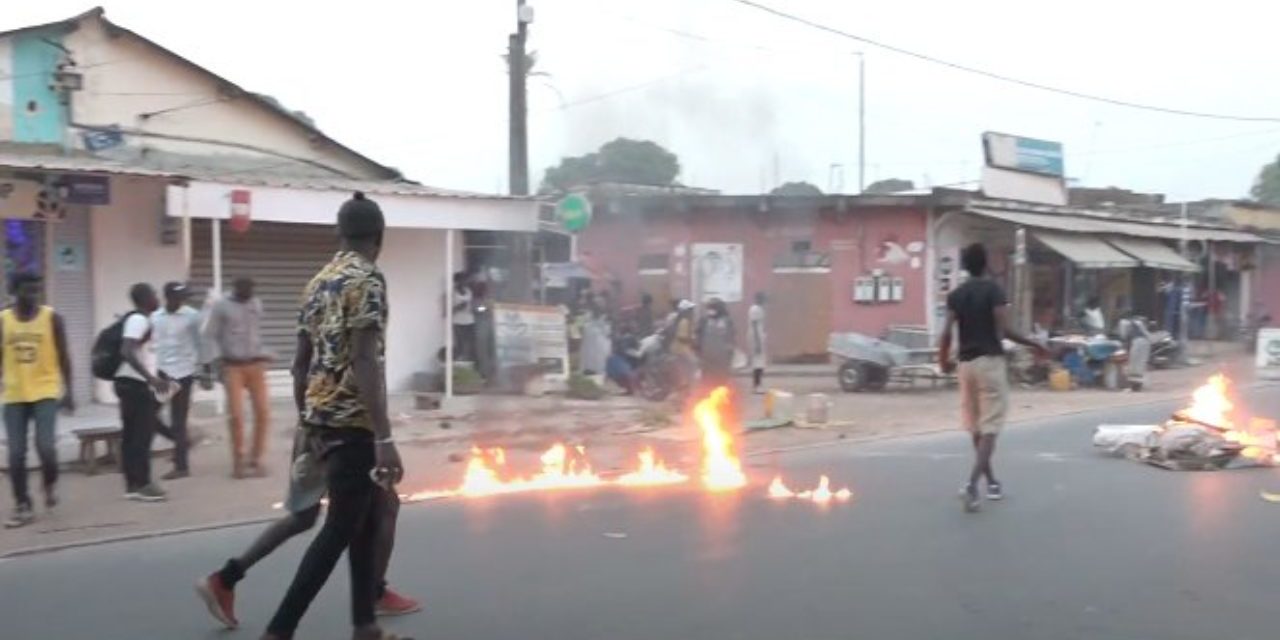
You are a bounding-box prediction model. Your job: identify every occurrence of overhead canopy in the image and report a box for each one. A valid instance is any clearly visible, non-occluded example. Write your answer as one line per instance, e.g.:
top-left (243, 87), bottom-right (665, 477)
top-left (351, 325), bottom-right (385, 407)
top-left (967, 206), bottom-right (1263, 244)
top-left (1033, 230), bottom-right (1138, 269)
top-left (1106, 236), bottom-right (1199, 272)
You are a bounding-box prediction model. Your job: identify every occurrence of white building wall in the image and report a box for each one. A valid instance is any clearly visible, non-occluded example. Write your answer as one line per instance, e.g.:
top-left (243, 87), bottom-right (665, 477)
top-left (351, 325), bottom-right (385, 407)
top-left (380, 229), bottom-right (451, 392)
top-left (64, 16), bottom-right (386, 179)
top-left (89, 176), bottom-right (184, 400)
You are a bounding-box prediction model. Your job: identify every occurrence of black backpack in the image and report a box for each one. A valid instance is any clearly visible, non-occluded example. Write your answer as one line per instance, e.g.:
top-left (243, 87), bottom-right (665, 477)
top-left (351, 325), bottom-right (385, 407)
top-left (90, 311), bottom-right (139, 381)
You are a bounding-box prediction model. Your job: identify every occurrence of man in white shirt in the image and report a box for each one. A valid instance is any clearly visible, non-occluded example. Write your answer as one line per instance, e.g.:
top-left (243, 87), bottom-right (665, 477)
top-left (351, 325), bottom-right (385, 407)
top-left (451, 272), bottom-right (475, 362)
top-left (116, 283), bottom-right (169, 502)
top-left (151, 282), bottom-right (210, 480)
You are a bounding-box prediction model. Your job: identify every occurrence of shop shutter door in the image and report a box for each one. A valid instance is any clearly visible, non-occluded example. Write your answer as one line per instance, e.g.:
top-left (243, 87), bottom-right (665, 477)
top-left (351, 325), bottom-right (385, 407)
top-left (49, 207), bottom-right (95, 403)
top-left (190, 220), bottom-right (336, 369)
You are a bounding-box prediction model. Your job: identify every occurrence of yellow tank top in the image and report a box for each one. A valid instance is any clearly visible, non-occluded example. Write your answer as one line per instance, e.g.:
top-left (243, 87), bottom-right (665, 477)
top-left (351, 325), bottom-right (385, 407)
top-left (2, 307), bottom-right (63, 403)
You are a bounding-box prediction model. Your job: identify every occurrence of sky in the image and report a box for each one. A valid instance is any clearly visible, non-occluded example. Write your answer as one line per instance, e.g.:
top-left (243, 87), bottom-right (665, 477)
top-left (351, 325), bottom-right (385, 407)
top-left (5, 1), bottom-right (1280, 199)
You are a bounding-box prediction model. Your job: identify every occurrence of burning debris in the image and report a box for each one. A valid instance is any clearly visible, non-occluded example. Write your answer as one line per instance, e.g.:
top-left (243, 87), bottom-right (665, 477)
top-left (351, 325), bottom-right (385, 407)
top-left (389, 386), bottom-right (854, 506)
top-left (1093, 374), bottom-right (1279, 470)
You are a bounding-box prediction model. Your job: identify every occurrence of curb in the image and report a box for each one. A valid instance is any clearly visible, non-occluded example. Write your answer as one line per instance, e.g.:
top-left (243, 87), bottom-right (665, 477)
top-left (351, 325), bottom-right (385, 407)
top-left (0, 515), bottom-right (277, 561)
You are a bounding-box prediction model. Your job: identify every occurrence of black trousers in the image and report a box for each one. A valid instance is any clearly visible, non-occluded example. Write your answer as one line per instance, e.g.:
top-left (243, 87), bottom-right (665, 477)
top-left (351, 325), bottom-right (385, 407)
top-left (154, 374), bottom-right (194, 472)
top-left (267, 434), bottom-right (381, 635)
top-left (114, 379), bottom-right (159, 492)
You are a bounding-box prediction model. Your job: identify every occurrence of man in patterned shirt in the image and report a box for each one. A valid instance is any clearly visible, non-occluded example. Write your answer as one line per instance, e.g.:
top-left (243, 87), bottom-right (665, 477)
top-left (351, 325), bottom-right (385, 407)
top-left (197, 195), bottom-right (419, 635)
top-left (220, 192), bottom-right (409, 640)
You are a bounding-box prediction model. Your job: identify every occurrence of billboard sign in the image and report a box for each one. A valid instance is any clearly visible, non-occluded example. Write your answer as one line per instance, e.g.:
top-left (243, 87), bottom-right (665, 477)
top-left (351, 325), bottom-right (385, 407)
top-left (983, 132), bottom-right (1065, 177)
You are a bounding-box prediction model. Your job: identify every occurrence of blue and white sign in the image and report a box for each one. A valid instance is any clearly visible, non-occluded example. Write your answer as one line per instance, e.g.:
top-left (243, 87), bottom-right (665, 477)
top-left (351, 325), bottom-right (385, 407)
top-left (81, 126), bottom-right (125, 152)
top-left (983, 132), bottom-right (1065, 177)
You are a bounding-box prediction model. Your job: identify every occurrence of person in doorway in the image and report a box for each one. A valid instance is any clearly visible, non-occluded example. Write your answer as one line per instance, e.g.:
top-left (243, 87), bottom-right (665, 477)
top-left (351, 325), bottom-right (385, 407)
top-left (451, 272), bottom-right (475, 362)
top-left (151, 282), bottom-right (210, 480)
top-left (696, 298), bottom-right (736, 393)
top-left (939, 243), bottom-right (1047, 513)
top-left (117, 283), bottom-right (170, 502)
top-left (748, 292), bottom-right (768, 394)
top-left (205, 277), bottom-right (272, 479)
top-left (2, 272), bottom-right (74, 528)
top-left (197, 194), bottom-right (419, 634)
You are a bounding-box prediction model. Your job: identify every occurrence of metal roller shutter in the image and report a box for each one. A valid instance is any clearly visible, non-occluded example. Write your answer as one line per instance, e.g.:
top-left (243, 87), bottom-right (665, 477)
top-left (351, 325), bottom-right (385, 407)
top-left (49, 207), bottom-right (94, 404)
top-left (190, 220), bottom-right (336, 369)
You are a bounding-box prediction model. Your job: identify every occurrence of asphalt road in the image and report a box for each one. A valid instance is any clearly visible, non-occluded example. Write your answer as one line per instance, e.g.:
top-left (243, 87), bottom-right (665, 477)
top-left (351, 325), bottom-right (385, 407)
top-left (3, 389), bottom-right (1280, 640)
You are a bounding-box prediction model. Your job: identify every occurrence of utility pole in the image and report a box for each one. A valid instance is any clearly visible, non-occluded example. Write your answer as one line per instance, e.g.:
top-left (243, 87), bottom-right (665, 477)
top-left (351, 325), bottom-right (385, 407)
top-left (507, 0), bottom-right (534, 301)
top-left (857, 52), bottom-right (866, 193)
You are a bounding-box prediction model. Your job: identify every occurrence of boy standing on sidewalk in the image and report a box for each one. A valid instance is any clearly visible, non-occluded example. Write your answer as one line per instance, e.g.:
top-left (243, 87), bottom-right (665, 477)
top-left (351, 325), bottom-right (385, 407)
top-left (939, 243), bottom-right (1046, 512)
top-left (205, 277), bottom-right (272, 478)
top-left (151, 282), bottom-right (209, 480)
top-left (2, 272), bottom-right (74, 528)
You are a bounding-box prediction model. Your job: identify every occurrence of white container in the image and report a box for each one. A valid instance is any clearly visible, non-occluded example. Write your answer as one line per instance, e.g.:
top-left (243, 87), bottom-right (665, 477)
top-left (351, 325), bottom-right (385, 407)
top-left (764, 390), bottom-right (795, 421)
top-left (805, 393), bottom-right (831, 424)
top-left (1257, 328), bottom-right (1280, 380)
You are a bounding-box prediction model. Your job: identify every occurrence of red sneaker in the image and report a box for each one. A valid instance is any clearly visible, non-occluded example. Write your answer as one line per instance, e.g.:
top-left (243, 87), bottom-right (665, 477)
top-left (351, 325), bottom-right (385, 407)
top-left (196, 572), bottom-right (239, 629)
top-left (375, 587), bottom-right (422, 617)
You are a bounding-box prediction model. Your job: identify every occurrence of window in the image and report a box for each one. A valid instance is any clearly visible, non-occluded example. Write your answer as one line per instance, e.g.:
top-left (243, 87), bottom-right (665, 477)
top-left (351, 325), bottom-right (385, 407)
top-left (638, 253), bottom-right (669, 273)
top-left (774, 239), bottom-right (830, 270)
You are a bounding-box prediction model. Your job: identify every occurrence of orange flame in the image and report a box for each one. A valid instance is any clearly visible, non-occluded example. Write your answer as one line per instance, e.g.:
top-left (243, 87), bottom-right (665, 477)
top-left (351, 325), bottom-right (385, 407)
top-left (696, 386), bottom-right (747, 491)
top-left (1177, 374), bottom-right (1279, 464)
top-left (617, 447), bottom-right (689, 486)
top-left (767, 476), bottom-right (795, 499)
top-left (769, 474), bottom-right (853, 504)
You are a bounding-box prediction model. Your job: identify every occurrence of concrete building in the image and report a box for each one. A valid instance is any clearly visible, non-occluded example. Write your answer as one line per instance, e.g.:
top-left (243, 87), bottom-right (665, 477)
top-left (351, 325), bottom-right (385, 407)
top-left (0, 8), bottom-right (537, 402)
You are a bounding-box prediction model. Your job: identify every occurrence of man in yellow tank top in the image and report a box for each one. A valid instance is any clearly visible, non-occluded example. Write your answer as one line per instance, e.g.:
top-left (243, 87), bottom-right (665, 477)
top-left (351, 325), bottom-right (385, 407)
top-left (2, 272), bottom-right (74, 529)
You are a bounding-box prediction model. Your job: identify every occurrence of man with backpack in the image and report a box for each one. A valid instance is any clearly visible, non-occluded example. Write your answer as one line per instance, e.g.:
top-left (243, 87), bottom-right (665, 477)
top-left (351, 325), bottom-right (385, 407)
top-left (2, 272), bottom-right (74, 528)
top-left (94, 283), bottom-right (170, 502)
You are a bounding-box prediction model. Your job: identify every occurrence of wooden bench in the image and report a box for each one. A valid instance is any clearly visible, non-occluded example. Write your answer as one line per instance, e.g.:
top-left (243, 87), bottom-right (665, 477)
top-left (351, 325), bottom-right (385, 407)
top-left (74, 426), bottom-right (122, 475)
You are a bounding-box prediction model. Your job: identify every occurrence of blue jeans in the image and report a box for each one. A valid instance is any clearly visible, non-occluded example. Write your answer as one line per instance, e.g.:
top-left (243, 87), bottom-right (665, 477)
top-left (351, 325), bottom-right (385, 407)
top-left (5, 399), bottom-right (59, 508)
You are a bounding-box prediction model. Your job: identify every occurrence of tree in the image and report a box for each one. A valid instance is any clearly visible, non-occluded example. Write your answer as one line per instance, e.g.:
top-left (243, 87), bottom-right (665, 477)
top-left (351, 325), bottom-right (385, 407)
top-left (770, 181), bottom-right (823, 196)
top-left (864, 178), bottom-right (915, 195)
top-left (540, 138), bottom-right (681, 193)
top-left (1251, 154), bottom-right (1280, 206)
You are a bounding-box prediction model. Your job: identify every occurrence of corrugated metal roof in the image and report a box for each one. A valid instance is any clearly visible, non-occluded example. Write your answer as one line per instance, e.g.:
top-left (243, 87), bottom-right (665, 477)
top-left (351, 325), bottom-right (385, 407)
top-left (966, 205), bottom-right (1267, 244)
top-left (0, 151), bottom-right (184, 180)
top-left (185, 173), bottom-right (527, 201)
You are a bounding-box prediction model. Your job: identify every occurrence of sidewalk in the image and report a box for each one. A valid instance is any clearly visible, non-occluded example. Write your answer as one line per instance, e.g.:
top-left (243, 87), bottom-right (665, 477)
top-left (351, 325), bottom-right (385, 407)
top-left (0, 349), bottom-right (1257, 557)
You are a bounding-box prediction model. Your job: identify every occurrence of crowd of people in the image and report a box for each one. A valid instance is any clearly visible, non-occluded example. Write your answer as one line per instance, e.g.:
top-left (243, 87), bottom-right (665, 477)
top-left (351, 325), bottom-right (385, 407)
top-left (566, 288), bottom-right (769, 398)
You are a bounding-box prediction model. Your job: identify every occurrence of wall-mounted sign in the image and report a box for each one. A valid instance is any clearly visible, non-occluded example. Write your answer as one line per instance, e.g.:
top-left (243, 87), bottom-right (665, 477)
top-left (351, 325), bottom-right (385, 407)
top-left (556, 192), bottom-right (593, 232)
top-left (692, 243), bottom-right (743, 303)
top-left (56, 175), bottom-right (110, 205)
top-left (54, 243), bottom-right (84, 272)
top-left (81, 126), bottom-right (125, 152)
top-left (229, 189), bottom-right (252, 234)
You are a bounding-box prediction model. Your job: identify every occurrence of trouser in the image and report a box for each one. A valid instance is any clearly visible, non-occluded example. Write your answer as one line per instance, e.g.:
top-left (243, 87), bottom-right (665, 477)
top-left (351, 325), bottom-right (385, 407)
top-left (453, 323), bottom-right (475, 362)
top-left (223, 362), bottom-right (270, 468)
top-left (4, 399), bottom-right (59, 508)
top-left (154, 374), bottom-right (194, 472)
top-left (266, 435), bottom-right (381, 635)
top-left (115, 379), bottom-right (159, 492)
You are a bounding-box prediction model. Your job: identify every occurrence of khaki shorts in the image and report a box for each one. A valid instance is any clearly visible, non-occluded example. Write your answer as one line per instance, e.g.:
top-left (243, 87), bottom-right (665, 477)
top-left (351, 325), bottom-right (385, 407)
top-left (958, 355), bottom-right (1010, 435)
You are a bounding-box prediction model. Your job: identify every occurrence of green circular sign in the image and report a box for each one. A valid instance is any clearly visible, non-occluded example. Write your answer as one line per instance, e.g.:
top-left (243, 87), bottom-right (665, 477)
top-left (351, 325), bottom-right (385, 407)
top-left (557, 193), bottom-right (593, 232)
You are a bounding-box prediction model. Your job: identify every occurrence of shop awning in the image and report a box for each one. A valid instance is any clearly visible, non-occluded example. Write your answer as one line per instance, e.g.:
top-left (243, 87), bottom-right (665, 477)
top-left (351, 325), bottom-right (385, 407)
top-left (1106, 236), bottom-right (1199, 272)
top-left (1033, 230), bottom-right (1138, 269)
top-left (967, 206), bottom-right (1264, 244)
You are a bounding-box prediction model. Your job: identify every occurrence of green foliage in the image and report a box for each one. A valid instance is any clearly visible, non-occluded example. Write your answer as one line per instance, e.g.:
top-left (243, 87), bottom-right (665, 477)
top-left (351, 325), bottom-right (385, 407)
top-left (541, 138), bottom-right (681, 194)
top-left (566, 373), bottom-right (605, 400)
top-left (1251, 154), bottom-right (1280, 205)
top-left (865, 178), bottom-right (915, 195)
top-left (769, 181), bottom-right (823, 196)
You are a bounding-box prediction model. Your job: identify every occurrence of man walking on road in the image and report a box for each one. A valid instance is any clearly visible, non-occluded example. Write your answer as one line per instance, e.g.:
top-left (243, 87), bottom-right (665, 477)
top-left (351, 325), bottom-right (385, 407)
top-left (939, 243), bottom-right (1046, 512)
top-left (206, 277), bottom-right (272, 478)
top-left (116, 283), bottom-right (170, 502)
top-left (236, 192), bottom-right (410, 640)
top-left (151, 282), bottom-right (208, 480)
top-left (2, 272), bottom-right (74, 528)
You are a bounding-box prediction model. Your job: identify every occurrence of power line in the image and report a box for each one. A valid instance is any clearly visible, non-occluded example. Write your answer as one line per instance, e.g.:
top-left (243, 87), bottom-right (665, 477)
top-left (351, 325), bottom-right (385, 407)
top-left (725, 0), bottom-right (1280, 123)
top-left (534, 65), bottom-right (708, 113)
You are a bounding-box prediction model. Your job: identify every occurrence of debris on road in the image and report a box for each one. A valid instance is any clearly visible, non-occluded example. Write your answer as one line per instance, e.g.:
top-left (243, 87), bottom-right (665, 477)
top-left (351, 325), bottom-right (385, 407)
top-left (1259, 491), bottom-right (1280, 504)
top-left (1092, 374), bottom-right (1278, 471)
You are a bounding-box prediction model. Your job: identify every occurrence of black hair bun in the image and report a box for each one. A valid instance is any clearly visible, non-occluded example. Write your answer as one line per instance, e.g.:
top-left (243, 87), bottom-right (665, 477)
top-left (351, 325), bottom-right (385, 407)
top-left (353, 191), bottom-right (366, 200)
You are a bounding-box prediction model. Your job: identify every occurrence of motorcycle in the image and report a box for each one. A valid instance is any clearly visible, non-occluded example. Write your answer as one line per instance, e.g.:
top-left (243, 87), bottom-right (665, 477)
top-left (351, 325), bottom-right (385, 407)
top-left (1117, 315), bottom-right (1180, 369)
top-left (633, 331), bottom-right (693, 402)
